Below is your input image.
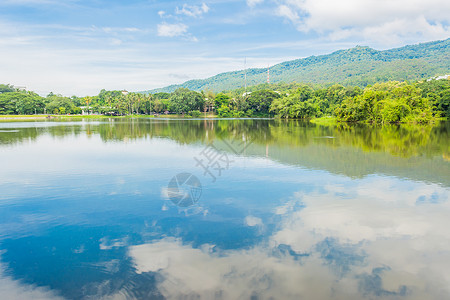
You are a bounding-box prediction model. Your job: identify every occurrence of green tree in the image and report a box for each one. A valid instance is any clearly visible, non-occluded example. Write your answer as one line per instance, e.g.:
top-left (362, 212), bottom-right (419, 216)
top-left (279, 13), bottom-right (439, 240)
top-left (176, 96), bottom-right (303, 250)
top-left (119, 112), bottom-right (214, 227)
top-left (46, 94), bottom-right (79, 114)
top-left (270, 85), bottom-right (319, 118)
top-left (335, 81), bottom-right (438, 123)
top-left (169, 88), bottom-right (204, 114)
top-left (246, 90), bottom-right (281, 115)
top-left (153, 92), bottom-right (170, 100)
top-left (0, 92), bottom-right (45, 115)
top-left (417, 79), bottom-right (450, 118)
top-left (214, 93), bottom-right (231, 107)
top-left (0, 84), bottom-right (15, 94)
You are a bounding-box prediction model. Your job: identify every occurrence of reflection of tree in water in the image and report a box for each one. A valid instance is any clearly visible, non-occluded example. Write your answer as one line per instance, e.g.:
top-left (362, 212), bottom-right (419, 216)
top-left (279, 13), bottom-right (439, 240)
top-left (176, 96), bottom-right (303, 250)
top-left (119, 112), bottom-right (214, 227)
top-left (93, 119), bottom-right (278, 146)
top-left (1, 119), bottom-right (448, 159)
top-left (0, 127), bottom-right (39, 145)
top-left (0, 123), bottom-right (83, 146)
top-left (86, 118), bottom-right (449, 185)
top-left (94, 119), bottom-right (209, 144)
top-left (330, 123), bottom-right (442, 158)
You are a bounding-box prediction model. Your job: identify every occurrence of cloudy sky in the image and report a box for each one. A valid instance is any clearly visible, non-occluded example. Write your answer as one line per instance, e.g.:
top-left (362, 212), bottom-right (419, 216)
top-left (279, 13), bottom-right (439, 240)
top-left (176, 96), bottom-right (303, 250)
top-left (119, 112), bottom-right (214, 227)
top-left (1, 0), bottom-right (449, 96)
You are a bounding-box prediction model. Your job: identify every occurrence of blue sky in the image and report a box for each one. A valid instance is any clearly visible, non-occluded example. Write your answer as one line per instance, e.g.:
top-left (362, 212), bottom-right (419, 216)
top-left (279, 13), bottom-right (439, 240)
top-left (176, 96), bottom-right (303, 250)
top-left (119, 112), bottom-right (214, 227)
top-left (1, 0), bottom-right (449, 96)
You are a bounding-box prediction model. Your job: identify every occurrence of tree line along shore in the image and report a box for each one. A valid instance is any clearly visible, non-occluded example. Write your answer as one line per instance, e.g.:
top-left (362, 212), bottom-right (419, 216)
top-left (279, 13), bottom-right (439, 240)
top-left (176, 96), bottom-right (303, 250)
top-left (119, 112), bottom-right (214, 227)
top-left (1, 79), bottom-right (449, 124)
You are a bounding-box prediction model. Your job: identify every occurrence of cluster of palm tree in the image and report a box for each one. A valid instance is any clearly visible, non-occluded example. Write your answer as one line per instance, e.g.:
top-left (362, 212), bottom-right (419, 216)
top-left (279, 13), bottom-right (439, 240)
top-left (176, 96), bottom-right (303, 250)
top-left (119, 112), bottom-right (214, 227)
top-left (83, 91), bottom-right (155, 115)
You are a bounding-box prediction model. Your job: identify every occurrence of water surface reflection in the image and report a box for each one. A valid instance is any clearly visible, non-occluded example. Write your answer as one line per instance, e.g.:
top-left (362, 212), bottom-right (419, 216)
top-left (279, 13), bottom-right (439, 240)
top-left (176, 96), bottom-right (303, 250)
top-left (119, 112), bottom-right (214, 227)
top-left (0, 119), bottom-right (448, 299)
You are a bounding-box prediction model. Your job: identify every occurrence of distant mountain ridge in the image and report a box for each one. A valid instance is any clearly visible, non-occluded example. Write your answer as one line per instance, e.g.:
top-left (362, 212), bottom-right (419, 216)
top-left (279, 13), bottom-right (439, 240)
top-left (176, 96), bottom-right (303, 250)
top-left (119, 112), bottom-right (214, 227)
top-left (144, 38), bottom-right (450, 94)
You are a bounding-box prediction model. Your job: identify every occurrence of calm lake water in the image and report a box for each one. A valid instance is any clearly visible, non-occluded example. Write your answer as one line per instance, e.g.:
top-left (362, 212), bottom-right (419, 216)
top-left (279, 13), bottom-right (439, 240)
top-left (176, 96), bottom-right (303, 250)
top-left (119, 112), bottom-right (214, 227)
top-left (0, 118), bottom-right (449, 300)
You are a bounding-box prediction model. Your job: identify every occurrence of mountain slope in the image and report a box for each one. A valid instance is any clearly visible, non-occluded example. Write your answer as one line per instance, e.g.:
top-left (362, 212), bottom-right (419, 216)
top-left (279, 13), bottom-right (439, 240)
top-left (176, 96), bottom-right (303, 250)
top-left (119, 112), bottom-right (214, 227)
top-left (145, 38), bottom-right (450, 93)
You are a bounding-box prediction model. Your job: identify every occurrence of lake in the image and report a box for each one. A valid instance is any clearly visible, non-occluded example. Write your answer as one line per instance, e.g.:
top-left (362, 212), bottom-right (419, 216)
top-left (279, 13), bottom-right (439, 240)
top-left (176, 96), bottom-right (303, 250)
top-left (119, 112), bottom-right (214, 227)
top-left (0, 118), bottom-right (449, 300)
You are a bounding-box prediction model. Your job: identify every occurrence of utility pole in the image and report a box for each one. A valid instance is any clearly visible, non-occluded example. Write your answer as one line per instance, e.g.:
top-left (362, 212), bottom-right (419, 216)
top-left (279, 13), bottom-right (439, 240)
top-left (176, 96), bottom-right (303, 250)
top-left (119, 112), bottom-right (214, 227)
top-left (244, 57), bottom-right (247, 94)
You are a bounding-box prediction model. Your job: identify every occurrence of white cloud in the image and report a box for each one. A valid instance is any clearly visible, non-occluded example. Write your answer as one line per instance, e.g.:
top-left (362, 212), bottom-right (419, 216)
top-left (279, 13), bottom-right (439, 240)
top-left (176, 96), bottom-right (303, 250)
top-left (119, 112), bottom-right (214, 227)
top-left (109, 38), bottom-right (122, 46)
top-left (247, 0), bottom-right (264, 7)
top-left (101, 27), bottom-right (140, 34)
top-left (0, 31), bottom-right (245, 96)
top-left (188, 35), bottom-right (199, 42)
top-left (0, 262), bottom-right (63, 300)
top-left (157, 23), bottom-right (188, 37)
top-left (156, 22), bottom-right (198, 42)
top-left (157, 3), bottom-right (209, 41)
top-left (175, 3), bottom-right (209, 18)
top-left (276, 0), bottom-right (450, 46)
top-left (276, 5), bottom-right (299, 24)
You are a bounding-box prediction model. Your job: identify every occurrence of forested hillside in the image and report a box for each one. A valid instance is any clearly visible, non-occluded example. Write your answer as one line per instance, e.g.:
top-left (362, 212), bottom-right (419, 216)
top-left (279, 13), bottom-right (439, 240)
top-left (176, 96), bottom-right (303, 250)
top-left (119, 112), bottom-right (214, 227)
top-left (145, 38), bottom-right (450, 93)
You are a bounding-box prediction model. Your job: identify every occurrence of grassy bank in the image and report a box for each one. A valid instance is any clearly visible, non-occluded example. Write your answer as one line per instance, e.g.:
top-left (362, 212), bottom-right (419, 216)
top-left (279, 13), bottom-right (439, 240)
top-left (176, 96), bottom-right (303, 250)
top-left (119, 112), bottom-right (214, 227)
top-left (0, 113), bottom-right (219, 121)
top-left (0, 114), bottom-right (51, 120)
top-left (310, 116), bottom-right (338, 126)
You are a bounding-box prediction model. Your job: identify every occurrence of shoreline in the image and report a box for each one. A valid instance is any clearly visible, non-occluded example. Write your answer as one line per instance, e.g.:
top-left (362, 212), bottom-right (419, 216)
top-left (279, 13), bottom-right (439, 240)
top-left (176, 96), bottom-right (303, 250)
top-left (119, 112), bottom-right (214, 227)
top-left (0, 115), bottom-right (446, 124)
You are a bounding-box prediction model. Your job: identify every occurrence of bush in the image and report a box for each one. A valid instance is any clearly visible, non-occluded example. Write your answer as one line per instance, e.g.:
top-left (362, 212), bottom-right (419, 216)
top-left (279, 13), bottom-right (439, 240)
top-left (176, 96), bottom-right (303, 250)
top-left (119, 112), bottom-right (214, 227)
top-left (188, 110), bottom-right (202, 117)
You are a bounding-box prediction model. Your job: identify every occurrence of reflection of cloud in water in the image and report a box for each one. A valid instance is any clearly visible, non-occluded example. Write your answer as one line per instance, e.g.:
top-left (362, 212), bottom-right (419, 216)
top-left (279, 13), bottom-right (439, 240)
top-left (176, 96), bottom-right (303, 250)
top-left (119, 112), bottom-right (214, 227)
top-left (99, 237), bottom-right (129, 250)
top-left (129, 176), bottom-right (450, 299)
top-left (129, 238), bottom-right (345, 300)
top-left (0, 262), bottom-right (64, 300)
top-left (245, 215), bottom-right (263, 227)
top-left (276, 177), bottom-right (450, 299)
top-left (274, 178), bottom-right (449, 246)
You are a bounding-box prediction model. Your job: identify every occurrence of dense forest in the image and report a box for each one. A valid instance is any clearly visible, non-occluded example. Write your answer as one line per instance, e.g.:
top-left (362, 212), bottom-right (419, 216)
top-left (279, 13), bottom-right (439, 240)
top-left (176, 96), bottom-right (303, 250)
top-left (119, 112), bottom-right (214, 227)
top-left (1, 78), bottom-right (449, 123)
top-left (146, 38), bottom-right (450, 94)
top-left (216, 79), bottom-right (449, 123)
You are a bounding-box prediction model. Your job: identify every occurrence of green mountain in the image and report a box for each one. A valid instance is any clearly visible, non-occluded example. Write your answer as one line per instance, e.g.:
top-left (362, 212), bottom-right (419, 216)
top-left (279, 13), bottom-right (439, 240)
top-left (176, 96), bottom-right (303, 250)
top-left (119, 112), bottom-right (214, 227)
top-left (144, 38), bottom-right (450, 94)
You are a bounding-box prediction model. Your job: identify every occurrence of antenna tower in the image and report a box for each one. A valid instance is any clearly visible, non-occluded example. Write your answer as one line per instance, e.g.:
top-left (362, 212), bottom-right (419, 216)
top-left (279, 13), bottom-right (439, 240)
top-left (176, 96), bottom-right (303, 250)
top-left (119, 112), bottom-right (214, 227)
top-left (244, 57), bottom-right (247, 93)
